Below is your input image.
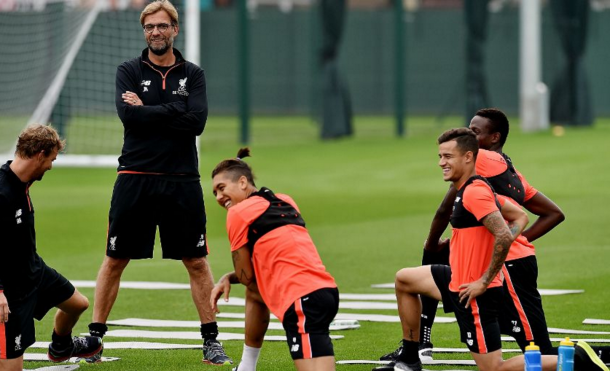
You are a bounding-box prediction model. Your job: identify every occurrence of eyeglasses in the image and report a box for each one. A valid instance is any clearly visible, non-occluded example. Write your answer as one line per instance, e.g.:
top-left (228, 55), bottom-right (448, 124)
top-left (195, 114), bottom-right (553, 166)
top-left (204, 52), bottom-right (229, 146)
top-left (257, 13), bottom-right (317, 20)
top-left (142, 23), bottom-right (173, 34)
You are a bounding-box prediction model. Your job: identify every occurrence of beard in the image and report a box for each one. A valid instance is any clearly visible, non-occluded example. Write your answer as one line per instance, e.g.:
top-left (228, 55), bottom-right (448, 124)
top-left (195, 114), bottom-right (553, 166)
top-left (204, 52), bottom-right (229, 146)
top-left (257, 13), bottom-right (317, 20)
top-left (148, 36), bottom-right (174, 56)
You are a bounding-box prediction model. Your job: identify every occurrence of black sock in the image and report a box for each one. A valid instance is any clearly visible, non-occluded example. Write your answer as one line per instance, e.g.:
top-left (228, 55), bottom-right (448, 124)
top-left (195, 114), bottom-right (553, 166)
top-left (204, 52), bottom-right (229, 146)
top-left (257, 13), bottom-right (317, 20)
top-left (419, 296), bottom-right (438, 346)
top-left (397, 339), bottom-right (420, 364)
top-left (201, 322), bottom-right (219, 343)
top-left (52, 330), bottom-right (72, 349)
top-left (88, 322), bottom-right (108, 338)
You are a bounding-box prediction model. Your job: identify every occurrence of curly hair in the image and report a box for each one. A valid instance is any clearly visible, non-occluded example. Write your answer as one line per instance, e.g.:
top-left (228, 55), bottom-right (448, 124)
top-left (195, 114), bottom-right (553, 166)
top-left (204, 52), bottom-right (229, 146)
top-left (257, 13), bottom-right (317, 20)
top-left (15, 124), bottom-right (65, 159)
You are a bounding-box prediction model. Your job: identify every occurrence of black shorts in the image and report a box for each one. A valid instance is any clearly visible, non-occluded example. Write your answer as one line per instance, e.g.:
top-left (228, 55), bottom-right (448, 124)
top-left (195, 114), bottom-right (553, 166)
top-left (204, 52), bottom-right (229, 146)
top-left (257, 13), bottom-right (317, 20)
top-left (1, 264), bottom-right (74, 359)
top-left (499, 256), bottom-right (552, 354)
top-left (282, 287), bottom-right (339, 360)
top-left (431, 264), bottom-right (502, 354)
top-left (106, 174), bottom-right (208, 260)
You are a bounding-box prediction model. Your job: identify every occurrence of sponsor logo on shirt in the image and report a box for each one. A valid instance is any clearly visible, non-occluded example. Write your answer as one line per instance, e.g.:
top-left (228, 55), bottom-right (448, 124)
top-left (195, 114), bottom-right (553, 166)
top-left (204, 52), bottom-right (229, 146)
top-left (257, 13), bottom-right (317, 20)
top-left (173, 77), bottom-right (189, 96)
top-left (141, 80), bottom-right (151, 93)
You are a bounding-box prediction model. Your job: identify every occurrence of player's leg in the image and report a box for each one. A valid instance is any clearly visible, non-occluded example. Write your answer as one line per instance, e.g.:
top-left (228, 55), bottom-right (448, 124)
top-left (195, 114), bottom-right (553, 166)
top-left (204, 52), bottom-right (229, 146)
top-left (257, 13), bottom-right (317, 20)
top-left (235, 288), bottom-right (269, 371)
top-left (0, 356), bottom-right (23, 371)
top-left (159, 179), bottom-right (231, 365)
top-left (418, 247), bottom-right (449, 359)
top-left (30, 266), bottom-right (102, 363)
top-left (92, 256), bottom-right (130, 325)
top-left (48, 289), bottom-right (103, 362)
top-left (0, 296), bottom-right (36, 371)
top-left (86, 174), bottom-right (155, 363)
top-left (92, 174), bottom-right (154, 329)
top-left (500, 256), bottom-right (553, 354)
top-left (392, 265), bottom-right (442, 371)
top-left (53, 289), bottom-right (89, 335)
top-left (283, 288), bottom-right (339, 371)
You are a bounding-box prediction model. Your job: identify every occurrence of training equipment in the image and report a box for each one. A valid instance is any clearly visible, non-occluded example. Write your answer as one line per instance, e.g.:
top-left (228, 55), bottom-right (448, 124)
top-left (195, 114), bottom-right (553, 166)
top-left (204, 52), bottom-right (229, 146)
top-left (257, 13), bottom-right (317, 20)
top-left (525, 342), bottom-right (542, 371)
top-left (557, 337), bottom-right (575, 371)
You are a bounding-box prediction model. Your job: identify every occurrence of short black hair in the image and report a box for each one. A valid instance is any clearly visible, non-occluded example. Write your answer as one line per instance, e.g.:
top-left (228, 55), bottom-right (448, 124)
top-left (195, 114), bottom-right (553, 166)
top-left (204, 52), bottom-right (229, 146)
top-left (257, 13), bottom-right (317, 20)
top-left (437, 127), bottom-right (479, 159)
top-left (475, 108), bottom-right (509, 146)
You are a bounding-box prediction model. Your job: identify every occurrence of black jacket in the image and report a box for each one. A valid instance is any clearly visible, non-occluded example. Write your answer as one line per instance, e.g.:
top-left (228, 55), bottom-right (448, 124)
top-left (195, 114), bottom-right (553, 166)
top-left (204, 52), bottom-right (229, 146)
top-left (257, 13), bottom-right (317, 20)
top-left (115, 48), bottom-right (207, 176)
top-left (0, 162), bottom-right (44, 300)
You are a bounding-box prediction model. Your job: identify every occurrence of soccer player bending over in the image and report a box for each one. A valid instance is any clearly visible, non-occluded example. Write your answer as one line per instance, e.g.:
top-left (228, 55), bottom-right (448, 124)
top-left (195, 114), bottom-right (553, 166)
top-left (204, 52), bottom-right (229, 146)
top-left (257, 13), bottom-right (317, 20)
top-left (210, 148), bottom-right (339, 371)
top-left (0, 125), bottom-right (102, 371)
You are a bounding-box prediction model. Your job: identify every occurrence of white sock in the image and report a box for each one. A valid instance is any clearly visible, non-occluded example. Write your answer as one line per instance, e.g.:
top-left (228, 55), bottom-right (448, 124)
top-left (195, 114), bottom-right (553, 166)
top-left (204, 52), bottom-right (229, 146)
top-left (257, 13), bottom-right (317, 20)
top-left (237, 344), bottom-right (261, 371)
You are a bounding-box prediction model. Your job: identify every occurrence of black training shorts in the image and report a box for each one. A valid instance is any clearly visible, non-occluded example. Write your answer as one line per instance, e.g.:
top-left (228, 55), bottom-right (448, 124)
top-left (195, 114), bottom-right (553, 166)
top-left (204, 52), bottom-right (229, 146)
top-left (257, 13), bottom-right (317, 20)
top-left (431, 264), bottom-right (502, 354)
top-left (282, 287), bottom-right (339, 360)
top-left (499, 255), bottom-right (552, 354)
top-left (106, 173), bottom-right (208, 260)
top-left (1, 264), bottom-right (74, 359)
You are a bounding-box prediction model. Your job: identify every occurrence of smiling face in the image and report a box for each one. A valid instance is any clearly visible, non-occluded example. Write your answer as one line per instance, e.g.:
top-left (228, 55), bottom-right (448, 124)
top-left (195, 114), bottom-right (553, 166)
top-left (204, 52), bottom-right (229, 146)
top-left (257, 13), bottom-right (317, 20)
top-left (212, 172), bottom-right (251, 210)
top-left (33, 147), bottom-right (59, 181)
top-left (143, 10), bottom-right (178, 56)
top-left (438, 140), bottom-right (473, 186)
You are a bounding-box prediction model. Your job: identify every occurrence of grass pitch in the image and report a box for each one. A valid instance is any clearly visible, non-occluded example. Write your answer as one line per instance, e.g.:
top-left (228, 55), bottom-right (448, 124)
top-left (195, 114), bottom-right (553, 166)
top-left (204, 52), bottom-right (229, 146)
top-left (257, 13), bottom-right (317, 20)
top-left (23, 116), bottom-right (610, 370)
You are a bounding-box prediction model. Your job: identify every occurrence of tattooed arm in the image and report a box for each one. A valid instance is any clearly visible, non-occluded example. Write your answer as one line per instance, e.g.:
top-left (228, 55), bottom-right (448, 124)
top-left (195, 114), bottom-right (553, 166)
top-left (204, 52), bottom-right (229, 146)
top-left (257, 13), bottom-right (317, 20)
top-left (498, 196), bottom-right (530, 239)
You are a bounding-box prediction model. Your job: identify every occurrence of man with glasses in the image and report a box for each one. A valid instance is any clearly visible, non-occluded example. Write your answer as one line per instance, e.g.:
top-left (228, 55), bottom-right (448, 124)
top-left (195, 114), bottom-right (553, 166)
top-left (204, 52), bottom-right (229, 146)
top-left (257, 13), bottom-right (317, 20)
top-left (86, 0), bottom-right (232, 366)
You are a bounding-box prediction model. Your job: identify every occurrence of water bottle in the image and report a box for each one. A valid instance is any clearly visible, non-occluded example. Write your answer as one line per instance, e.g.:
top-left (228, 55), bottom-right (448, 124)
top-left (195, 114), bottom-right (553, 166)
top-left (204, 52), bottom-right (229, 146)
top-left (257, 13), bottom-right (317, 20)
top-left (525, 342), bottom-right (542, 371)
top-left (557, 337), bottom-right (575, 371)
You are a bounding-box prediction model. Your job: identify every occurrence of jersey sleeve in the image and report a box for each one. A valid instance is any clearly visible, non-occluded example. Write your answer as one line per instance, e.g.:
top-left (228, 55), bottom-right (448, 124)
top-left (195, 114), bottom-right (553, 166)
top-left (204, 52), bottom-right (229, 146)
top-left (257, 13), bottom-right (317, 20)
top-left (462, 181), bottom-right (500, 221)
top-left (226, 209), bottom-right (250, 252)
top-left (516, 169), bottom-right (538, 201)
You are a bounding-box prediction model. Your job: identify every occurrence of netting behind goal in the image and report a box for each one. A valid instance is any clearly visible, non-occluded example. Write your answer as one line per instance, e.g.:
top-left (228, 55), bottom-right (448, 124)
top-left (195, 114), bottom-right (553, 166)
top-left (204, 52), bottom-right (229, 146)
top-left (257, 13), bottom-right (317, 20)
top-left (0, 0), bottom-right (184, 165)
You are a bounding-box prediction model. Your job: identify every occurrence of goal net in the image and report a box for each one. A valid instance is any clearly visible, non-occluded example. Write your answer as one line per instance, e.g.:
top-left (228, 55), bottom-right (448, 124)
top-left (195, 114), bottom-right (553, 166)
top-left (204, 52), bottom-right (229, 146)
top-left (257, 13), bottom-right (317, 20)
top-left (0, 0), bottom-right (186, 166)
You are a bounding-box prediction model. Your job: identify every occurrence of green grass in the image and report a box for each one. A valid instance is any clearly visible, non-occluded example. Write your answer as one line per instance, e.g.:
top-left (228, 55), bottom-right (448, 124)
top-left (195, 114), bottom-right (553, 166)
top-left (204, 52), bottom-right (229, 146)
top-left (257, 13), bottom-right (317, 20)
top-left (22, 116), bottom-right (610, 370)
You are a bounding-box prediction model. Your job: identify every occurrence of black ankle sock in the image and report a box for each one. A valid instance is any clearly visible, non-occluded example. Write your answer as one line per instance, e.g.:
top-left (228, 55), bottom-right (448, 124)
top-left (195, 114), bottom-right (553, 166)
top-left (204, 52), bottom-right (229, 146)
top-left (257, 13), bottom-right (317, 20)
top-left (52, 330), bottom-right (72, 348)
top-left (398, 339), bottom-right (420, 364)
top-left (201, 322), bottom-right (219, 342)
top-left (88, 322), bottom-right (108, 338)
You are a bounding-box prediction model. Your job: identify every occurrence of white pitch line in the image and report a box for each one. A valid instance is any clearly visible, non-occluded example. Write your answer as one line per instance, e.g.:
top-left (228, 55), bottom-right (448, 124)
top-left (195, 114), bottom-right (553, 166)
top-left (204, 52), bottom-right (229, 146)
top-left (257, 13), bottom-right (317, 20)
top-left (32, 341), bottom-right (202, 350)
top-left (106, 318), bottom-right (360, 331)
top-left (502, 336), bottom-right (610, 343)
top-left (24, 366), bottom-right (80, 371)
top-left (24, 354), bottom-right (119, 363)
top-left (71, 280), bottom-right (190, 290)
top-left (548, 327), bottom-right (610, 335)
top-left (371, 284), bottom-right (585, 297)
top-left (95, 330), bottom-right (343, 341)
top-left (337, 359), bottom-right (476, 366)
top-left (583, 319), bottom-right (610, 325)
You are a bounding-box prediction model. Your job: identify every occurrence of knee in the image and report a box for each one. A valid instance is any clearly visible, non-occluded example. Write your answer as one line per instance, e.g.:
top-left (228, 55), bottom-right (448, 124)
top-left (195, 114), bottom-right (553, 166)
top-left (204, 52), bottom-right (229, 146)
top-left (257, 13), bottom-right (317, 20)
top-left (395, 268), bottom-right (413, 291)
top-left (102, 256), bottom-right (130, 274)
top-left (74, 292), bottom-right (90, 313)
top-left (183, 257), bottom-right (210, 275)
